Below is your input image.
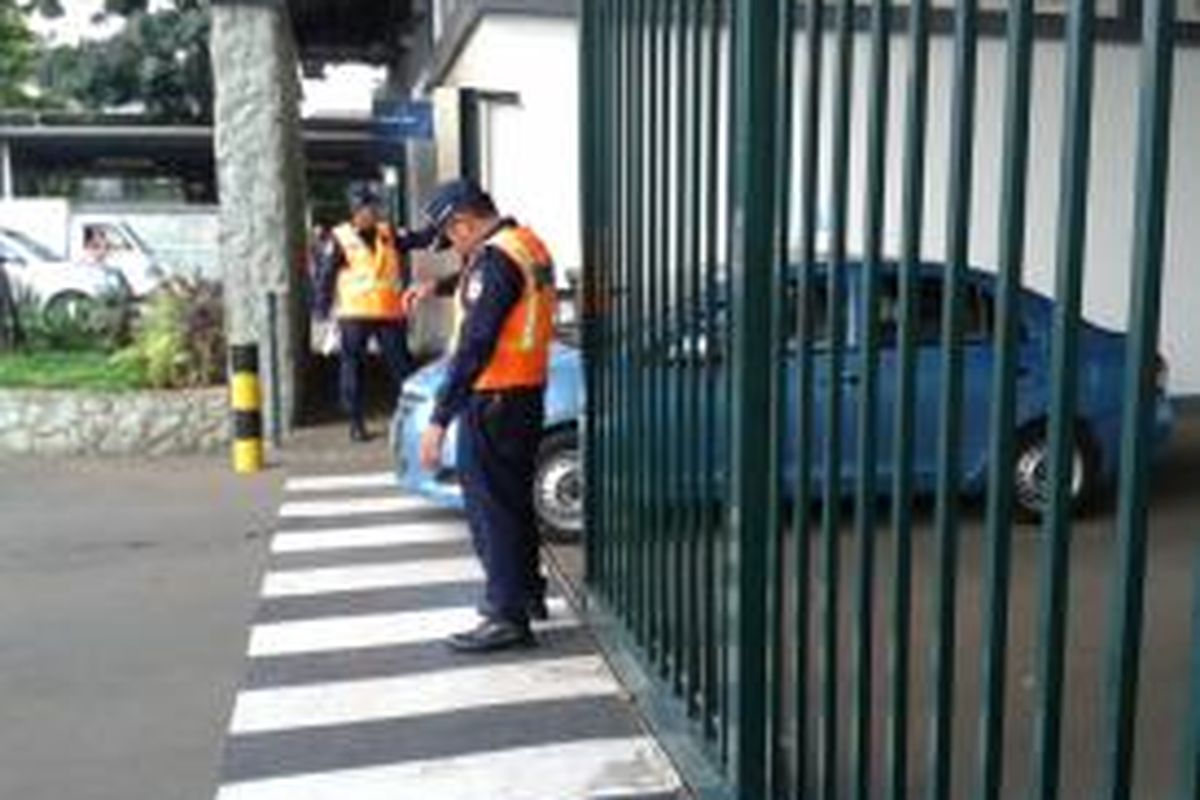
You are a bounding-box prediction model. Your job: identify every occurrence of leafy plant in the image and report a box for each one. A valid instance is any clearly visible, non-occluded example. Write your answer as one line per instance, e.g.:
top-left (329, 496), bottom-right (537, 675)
top-left (113, 275), bottom-right (225, 388)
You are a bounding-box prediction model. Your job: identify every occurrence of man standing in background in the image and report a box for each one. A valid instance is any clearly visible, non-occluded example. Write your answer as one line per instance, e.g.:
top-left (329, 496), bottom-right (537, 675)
top-left (313, 186), bottom-right (432, 441)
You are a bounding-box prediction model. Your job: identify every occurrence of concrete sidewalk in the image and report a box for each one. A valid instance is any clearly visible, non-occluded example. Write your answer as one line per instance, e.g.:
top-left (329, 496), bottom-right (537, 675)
top-left (212, 463), bottom-right (684, 800)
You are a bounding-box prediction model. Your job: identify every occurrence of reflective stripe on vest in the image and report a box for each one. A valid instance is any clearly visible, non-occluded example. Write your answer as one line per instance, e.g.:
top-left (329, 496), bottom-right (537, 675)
top-left (333, 222), bottom-right (405, 319)
top-left (454, 225), bottom-right (556, 391)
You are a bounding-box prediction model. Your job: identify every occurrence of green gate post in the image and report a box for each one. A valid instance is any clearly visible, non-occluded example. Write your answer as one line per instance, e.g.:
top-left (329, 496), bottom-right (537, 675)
top-left (976, 2), bottom-right (1035, 798)
top-left (1101, 0), bottom-right (1176, 796)
top-left (1032, 1), bottom-right (1096, 797)
top-left (890, 2), bottom-right (931, 798)
top-left (927, 2), bottom-right (978, 799)
top-left (727, 0), bottom-right (782, 795)
top-left (794, 0), bottom-right (825, 792)
top-left (852, 0), bottom-right (891, 797)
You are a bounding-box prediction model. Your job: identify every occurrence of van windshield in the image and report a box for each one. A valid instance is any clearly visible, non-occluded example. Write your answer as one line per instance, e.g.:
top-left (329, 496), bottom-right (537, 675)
top-left (0, 228), bottom-right (62, 262)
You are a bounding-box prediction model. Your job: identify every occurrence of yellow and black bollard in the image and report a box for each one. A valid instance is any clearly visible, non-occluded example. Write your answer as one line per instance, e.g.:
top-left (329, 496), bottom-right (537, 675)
top-left (230, 343), bottom-right (264, 474)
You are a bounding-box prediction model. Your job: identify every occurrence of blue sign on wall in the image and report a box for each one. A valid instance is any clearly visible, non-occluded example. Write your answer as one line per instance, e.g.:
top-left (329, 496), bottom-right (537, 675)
top-left (372, 100), bottom-right (435, 142)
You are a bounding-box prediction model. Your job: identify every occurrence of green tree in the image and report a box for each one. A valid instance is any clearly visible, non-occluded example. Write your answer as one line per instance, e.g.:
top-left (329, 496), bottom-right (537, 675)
top-left (0, 0), bottom-right (40, 107)
top-left (35, 0), bottom-right (212, 122)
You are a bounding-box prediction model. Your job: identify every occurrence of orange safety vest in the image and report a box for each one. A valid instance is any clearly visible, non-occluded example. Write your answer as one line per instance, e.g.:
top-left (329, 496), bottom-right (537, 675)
top-left (455, 225), bottom-right (556, 391)
top-left (332, 222), bottom-right (405, 320)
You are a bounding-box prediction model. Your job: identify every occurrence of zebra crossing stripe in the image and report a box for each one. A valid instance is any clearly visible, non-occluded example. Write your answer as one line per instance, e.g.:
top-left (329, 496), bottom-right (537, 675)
top-left (270, 522), bottom-right (466, 554)
top-left (229, 654), bottom-right (620, 734)
top-left (278, 496), bottom-right (432, 519)
top-left (247, 599), bottom-right (574, 657)
top-left (215, 737), bottom-right (681, 800)
top-left (260, 556), bottom-right (483, 598)
top-left (284, 472), bottom-right (396, 493)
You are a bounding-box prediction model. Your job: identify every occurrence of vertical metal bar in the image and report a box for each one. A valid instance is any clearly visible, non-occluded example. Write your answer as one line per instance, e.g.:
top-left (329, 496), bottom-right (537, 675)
top-left (631, 0), bottom-right (647, 646)
top-left (976, 2), bottom-right (1034, 796)
top-left (793, 0), bottom-right (825, 794)
top-left (820, 0), bottom-right (854, 797)
top-left (1100, 0), bottom-right (1175, 796)
top-left (927, 2), bottom-right (977, 798)
top-left (890, 1), bottom-right (931, 798)
top-left (658, 0), bottom-right (675, 685)
top-left (600, 0), bottom-right (617, 601)
top-left (701, 0), bottom-right (723, 747)
top-left (1181, 548), bottom-right (1200, 800)
top-left (769, 0), bottom-right (796, 793)
top-left (728, 0), bottom-right (781, 792)
top-left (618, 0), bottom-right (634, 621)
top-left (1030, 1), bottom-right (1095, 797)
top-left (671, 0), bottom-right (691, 701)
top-left (0, 140), bottom-right (13, 199)
top-left (685, 0), bottom-right (705, 717)
top-left (852, 0), bottom-right (890, 797)
top-left (579, 0), bottom-right (599, 587)
top-left (719, 0), bottom-right (736, 765)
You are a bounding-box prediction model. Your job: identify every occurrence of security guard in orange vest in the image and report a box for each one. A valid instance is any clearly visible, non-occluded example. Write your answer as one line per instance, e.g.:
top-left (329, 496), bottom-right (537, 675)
top-left (315, 187), bottom-right (433, 442)
top-left (418, 178), bottom-right (555, 653)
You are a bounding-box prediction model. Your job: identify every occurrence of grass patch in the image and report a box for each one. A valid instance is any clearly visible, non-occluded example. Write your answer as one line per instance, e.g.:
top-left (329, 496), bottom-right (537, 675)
top-left (0, 350), bottom-right (147, 391)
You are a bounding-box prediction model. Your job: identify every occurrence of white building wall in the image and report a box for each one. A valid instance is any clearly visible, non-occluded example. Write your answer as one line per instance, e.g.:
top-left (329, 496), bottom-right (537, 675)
top-left (442, 16), bottom-right (582, 272)
top-left (438, 16), bottom-right (1200, 395)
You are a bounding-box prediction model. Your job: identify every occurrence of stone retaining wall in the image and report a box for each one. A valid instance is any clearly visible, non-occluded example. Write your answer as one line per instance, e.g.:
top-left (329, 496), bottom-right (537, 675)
top-left (0, 387), bottom-right (228, 456)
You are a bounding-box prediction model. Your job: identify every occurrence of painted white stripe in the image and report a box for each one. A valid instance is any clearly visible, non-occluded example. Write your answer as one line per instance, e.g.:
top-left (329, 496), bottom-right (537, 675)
top-left (284, 472), bottom-right (397, 493)
top-left (216, 736), bottom-right (681, 800)
top-left (230, 654), bottom-right (618, 734)
top-left (278, 496), bottom-right (434, 519)
top-left (248, 599), bottom-right (574, 657)
top-left (271, 522), bottom-right (466, 554)
top-left (261, 557), bottom-right (482, 598)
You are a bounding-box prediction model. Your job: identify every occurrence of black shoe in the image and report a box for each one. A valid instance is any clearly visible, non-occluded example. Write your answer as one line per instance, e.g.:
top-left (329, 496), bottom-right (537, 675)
top-left (447, 619), bottom-right (535, 653)
top-left (349, 423), bottom-right (371, 443)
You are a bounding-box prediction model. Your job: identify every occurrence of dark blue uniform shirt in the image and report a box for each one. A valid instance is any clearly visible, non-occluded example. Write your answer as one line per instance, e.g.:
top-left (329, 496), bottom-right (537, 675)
top-left (431, 220), bottom-right (526, 427)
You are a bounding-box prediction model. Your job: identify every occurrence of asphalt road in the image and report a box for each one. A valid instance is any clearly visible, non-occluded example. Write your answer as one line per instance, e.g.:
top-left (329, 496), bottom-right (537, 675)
top-left (553, 407), bottom-right (1200, 798)
top-left (0, 455), bottom-right (280, 800)
top-left (0, 409), bottom-right (1194, 800)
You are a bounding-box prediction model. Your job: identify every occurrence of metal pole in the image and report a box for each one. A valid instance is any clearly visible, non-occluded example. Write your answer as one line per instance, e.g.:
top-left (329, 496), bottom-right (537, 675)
top-left (264, 290), bottom-right (283, 449)
top-left (1, 140), bottom-right (14, 199)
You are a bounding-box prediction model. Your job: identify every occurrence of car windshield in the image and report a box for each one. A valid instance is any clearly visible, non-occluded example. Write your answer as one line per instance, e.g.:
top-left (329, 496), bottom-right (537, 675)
top-left (0, 228), bottom-right (62, 262)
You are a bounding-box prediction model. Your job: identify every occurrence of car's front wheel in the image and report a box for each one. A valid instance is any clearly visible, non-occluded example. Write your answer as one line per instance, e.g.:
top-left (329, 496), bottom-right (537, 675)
top-left (1013, 423), bottom-right (1098, 523)
top-left (43, 290), bottom-right (98, 327)
top-left (533, 428), bottom-right (584, 543)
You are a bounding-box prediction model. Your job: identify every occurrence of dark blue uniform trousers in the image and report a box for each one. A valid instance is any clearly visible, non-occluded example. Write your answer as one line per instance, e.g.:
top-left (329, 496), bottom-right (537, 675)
top-left (457, 388), bottom-right (546, 625)
top-left (338, 318), bottom-right (410, 425)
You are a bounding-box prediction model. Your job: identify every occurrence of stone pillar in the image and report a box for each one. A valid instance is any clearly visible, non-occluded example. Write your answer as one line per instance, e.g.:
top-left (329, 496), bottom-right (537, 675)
top-left (210, 0), bottom-right (308, 437)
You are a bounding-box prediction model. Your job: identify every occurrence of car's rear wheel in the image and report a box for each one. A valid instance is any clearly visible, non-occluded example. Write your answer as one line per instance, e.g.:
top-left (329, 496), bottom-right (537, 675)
top-left (1013, 423), bottom-right (1098, 523)
top-left (534, 428), bottom-right (584, 543)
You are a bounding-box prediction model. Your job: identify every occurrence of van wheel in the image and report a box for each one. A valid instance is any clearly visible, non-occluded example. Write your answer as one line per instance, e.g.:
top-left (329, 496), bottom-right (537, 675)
top-left (1013, 423), bottom-right (1098, 524)
top-left (44, 291), bottom-right (97, 327)
top-left (533, 428), bottom-right (584, 543)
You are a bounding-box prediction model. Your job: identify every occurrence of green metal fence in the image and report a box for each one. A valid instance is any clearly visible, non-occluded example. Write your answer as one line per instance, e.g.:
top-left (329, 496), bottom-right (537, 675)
top-left (579, 0), bottom-right (1193, 797)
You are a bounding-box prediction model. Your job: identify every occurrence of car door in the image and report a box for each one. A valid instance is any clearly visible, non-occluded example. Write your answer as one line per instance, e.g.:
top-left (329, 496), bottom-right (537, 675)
top-left (781, 267), bottom-right (860, 495)
top-left (874, 268), bottom-right (998, 492)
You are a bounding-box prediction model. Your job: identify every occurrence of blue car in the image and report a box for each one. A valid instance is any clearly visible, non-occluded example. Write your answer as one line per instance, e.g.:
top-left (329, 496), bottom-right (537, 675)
top-left (392, 261), bottom-right (1174, 539)
top-left (392, 342), bottom-right (585, 540)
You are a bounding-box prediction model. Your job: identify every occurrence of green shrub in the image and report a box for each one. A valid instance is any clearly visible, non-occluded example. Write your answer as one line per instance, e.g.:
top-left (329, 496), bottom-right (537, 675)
top-left (113, 276), bottom-right (226, 389)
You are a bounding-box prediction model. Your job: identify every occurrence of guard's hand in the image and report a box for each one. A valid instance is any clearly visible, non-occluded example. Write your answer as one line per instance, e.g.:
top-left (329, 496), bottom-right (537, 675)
top-left (419, 424), bottom-right (446, 472)
top-left (402, 281), bottom-right (436, 315)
